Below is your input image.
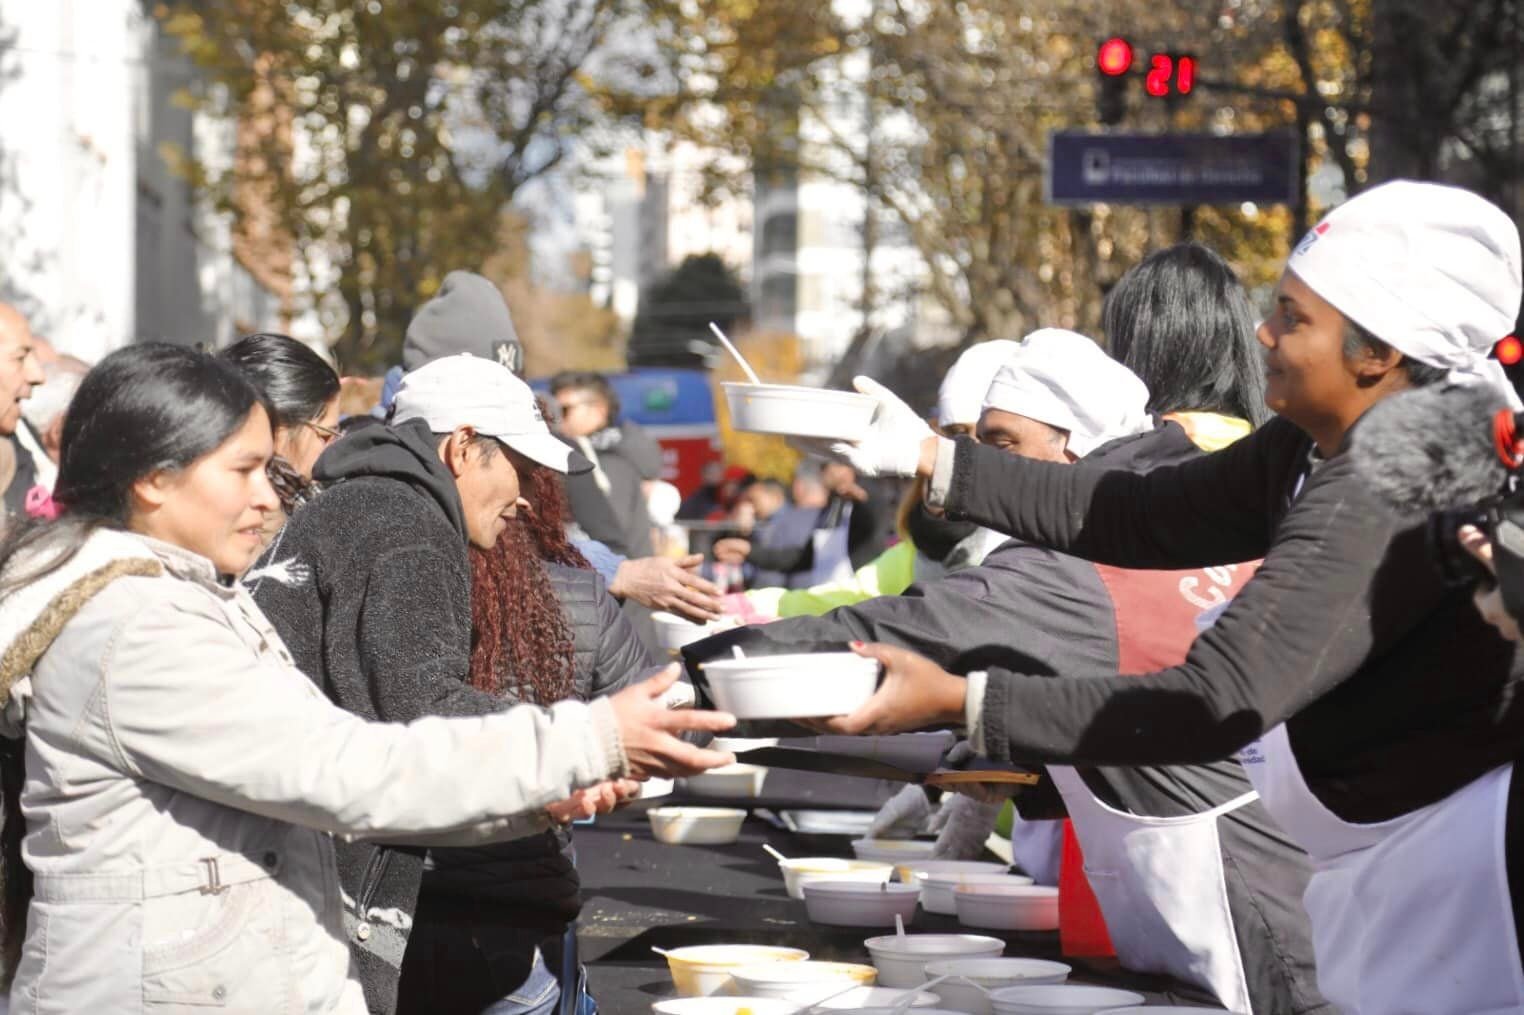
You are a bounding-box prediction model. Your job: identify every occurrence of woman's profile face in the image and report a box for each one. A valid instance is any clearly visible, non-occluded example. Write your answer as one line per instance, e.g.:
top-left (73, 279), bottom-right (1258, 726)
top-left (275, 395), bottom-right (341, 480)
top-left (1257, 270), bottom-right (1357, 429)
top-left (132, 405), bottom-right (280, 575)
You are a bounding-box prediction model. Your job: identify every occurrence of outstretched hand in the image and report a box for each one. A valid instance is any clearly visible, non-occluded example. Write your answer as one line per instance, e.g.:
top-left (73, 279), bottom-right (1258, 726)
top-left (609, 666), bottom-right (737, 778)
top-left (545, 779), bottom-right (642, 824)
top-left (816, 642), bottom-right (968, 736)
top-left (611, 554), bottom-right (723, 622)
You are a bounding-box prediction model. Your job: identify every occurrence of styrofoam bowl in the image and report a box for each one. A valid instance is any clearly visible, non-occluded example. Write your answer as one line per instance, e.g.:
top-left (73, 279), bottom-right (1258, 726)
top-left (723, 382), bottom-right (878, 440)
top-left (1096, 1008), bottom-right (1241, 1014)
top-left (923, 958), bottom-right (1072, 1015)
top-left (641, 777), bottom-right (676, 800)
top-left (701, 653), bottom-right (880, 720)
top-left (660, 945), bottom-right (811, 998)
top-left (863, 933), bottom-right (1006, 989)
top-left (803, 880), bottom-right (921, 927)
top-left (681, 764), bottom-right (769, 799)
top-left (902, 860), bottom-right (1010, 891)
top-left (653, 612), bottom-right (740, 652)
top-left (920, 871), bottom-right (1034, 915)
top-left (988, 984), bottom-right (1145, 1014)
top-left (803, 987), bottom-right (944, 1010)
top-left (954, 884), bottom-right (1059, 931)
top-left (850, 838), bottom-right (939, 865)
top-left (648, 807), bottom-right (748, 846)
top-left (730, 960), bottom-right (877, 1000)
top-left (829, 1009), bottom-right (965, 1015)
top-left (779, 858), bottom-right (894, 900)
top-left (651, 997), bottom-right (803, 1015)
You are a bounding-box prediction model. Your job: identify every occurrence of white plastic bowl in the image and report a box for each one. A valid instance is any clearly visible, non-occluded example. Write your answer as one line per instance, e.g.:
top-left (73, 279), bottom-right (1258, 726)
top-left (648, 807), bottom-right (748, 846)
top-left (902, 860), bottom-right (1009, 891)
top-left (923, 958), bottom-right (1072, 1015)
top-left (831, 1009), bottom-right (965, 1015)
top-left (723, 382), bottom-right (878, 440)
top-left (653, 612), bottom-right (739, 652)
top-left (850, 838), bottom-right (939, 865)
top-left (803, 987), bottom-right (944, 1010)
top-left (988, 984), bottom-right (1145, 1014)
top-left (730, 960), bottom-right (877, 1000)
top-left (650, 997), bottom-right (803, 1015)
top-left (803, 880), bottom-right (921, 927)
top-left (641, 777), bottom-right (676, 800)
top-left (660, 945), bottom-right (810, 997)
top-left (863, 933), bottom-right (1005, 989)
top-left (920, 871), bottom-right (1034, 916)
top-left (1096, 1008), bottom-right (1241, 1014)
top-left (955, 883), bottom-right (1059, 931)
top-left (778, 858), bottom-right (894, 900)
top-left (701, 653), bottom-right (880, 720)
top-left (682, 764), bottom-right (770, 799)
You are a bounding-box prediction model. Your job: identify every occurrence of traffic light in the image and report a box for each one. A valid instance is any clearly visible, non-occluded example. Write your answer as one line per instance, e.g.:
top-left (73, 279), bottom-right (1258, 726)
top-left (1497, 335), bottom-right (1523, 367)
top-left (1096, 37), bottom-right (1133, 125)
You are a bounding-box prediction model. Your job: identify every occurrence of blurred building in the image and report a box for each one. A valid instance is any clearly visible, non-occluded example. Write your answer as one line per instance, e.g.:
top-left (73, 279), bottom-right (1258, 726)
top-left (0, 1), bottom-right (286, 361)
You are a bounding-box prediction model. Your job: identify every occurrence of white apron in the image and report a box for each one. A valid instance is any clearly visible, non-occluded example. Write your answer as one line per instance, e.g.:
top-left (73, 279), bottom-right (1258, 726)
top-left (1242, 725), bottom-right (1524, 1014)
top-left (1048, 764), bottom-right (1257, 1014)
top-left (807, 510), bottom-right (855, 586)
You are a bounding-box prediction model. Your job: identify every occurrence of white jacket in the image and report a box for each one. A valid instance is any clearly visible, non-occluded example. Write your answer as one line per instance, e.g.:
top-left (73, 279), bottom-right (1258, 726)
top-left (0, 529), bottom-right (625, 1013)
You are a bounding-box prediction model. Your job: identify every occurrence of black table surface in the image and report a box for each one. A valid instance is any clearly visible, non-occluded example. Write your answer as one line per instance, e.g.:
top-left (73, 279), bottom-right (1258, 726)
top-left (572, 770), bottom-right (1218, 1012)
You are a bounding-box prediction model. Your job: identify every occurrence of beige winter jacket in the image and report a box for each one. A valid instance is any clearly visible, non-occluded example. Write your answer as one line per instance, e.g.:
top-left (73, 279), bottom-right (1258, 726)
top-left (0, 529), bottom-right (626, 1013)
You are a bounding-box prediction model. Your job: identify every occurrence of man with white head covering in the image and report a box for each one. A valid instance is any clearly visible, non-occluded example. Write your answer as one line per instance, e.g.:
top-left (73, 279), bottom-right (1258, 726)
top-left (690, 329), bottom-right (1325, 1014)
top-left (936, 339), bottom-right (1021, 435)
top-left (809, 181), bottom-right (1524, 1013)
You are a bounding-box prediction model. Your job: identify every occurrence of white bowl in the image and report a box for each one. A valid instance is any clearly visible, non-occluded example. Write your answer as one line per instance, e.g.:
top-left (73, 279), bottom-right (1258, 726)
top-left (648, 807), bottom-right (748, 846)
top-left (682, 764), bottom-right (769, 799)
top-left (803, 987), bottom-right (944, 1010)
top-left (903, 860), bottom-right (1009, 892)
top-left (923, 958), bottom-right (1072, 1015)
top-left (830, 1009), bottom-right (965, 1015)
top-left (653, 612), bottom-right (739, 652)
top-left (954, 884), bottom-right (1059, 932)
top-left (660, 945), bottom-right (811, 997)
top-left (988, 984), bottom-right (1145, 1014)
top-left (850, 838), bottom-right (939, 865)
top-left (920, 871), bottom-right (1034, 916)
top-left (731, 960), bottom-right (877, 1000)
top-left (863, 933), bottom-right (1006, 989)
top-left (778, 858), bottom-right (894, 900)
top-left (803, 880), bottom-right (921, 927)
top-left (701, 653), bottom-right (880, 720)
top-left (641, 778), bottom-right (676, 799)
top-left (651, 997), bottom-right (803, 1015)
top-left (723, 382), bottom-right (878, 440)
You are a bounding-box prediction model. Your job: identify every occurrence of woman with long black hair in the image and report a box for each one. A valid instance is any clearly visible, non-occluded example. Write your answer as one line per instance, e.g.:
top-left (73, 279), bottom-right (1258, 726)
top-left (0, 344), bottom-right (735, 1012)
top-left (819, 181), bottom-right (1524, 1013)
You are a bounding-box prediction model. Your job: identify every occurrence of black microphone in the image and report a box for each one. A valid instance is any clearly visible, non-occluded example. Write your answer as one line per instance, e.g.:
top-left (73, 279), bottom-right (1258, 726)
top-left (1349, 383), bottom-right (1517, 519)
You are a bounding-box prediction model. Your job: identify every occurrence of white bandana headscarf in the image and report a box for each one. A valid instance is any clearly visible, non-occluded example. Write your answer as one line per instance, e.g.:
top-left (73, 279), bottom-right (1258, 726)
top-left (982, 328), bottom-right (1154, 457)
top-left (1287, 180), bottom-right (1523, 409)
top-left (937, 340), bottom-right (1022, 427)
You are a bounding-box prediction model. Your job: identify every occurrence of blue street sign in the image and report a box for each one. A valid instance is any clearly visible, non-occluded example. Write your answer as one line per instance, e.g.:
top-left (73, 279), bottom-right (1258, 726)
top-left (1047, 131), bottom-right (1299, 206)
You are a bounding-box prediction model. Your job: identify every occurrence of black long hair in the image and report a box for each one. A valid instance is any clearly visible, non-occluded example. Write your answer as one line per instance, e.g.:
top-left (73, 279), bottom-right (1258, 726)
top-left (1103, 242), bottom-right (1270, 427)
top-left (221, 334), bottom-right (340, 512)
top-left (0, 343), bottom-right (270, 977)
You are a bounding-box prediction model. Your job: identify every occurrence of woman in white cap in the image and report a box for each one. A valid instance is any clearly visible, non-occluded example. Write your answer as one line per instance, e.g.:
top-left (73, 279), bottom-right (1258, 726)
top-left (817, 180), bottom-right (1524, 1014)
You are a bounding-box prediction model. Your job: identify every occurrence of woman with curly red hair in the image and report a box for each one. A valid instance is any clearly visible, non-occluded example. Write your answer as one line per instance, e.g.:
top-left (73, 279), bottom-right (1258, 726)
top-left (397, 462), bottom-right (664, 1015)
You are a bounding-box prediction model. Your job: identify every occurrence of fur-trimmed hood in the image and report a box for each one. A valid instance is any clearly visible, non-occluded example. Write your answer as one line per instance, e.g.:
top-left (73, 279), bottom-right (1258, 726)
top-left (0, 529), bottom-right (218, 736)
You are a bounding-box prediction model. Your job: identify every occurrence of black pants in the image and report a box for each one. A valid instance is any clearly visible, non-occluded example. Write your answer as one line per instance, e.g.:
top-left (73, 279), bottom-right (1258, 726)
top-left (395, 892), bottom-right (567, 1015)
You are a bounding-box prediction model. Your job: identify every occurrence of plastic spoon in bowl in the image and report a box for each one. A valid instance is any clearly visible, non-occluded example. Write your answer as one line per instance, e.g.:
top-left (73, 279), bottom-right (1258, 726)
top-left (762, 843), bottom-right (790, 864)
top-left (732, 646), bottom-right (746, 660)
top-left (709, 322), bottom-right (763, 385)
top-left (894, 912), bottom-right (907, 940)
top-left (650, 946), bottom-right (675, 959)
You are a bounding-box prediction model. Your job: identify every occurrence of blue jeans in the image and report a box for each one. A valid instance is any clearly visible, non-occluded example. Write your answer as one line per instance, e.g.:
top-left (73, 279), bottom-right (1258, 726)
top-left (480, 950), bottom-right (598, 1015)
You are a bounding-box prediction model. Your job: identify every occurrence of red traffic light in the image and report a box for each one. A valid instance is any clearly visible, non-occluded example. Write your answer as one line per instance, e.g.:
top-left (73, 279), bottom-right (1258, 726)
top-left (1497, 335), bottom-right (1523, 366)
top-left (1097, 37), bottom-right (1133, 77)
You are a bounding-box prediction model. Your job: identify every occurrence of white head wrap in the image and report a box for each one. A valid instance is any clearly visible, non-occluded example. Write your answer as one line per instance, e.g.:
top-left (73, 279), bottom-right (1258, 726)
top-left (1287, 180), bottom-right (1523, 409)
top-left (938, 340), bottom-right (1022, 427)
top-left (981, 328), bottom-right (1153, 457)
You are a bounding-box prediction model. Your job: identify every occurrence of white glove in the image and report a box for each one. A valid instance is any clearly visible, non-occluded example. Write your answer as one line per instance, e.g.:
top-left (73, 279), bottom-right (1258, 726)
top-left (830, 376), bottom-right (935, 478)
top-left (868, 784), bottom-right (934, 839)
top-left (932, 793), bottom-right (1002, 859)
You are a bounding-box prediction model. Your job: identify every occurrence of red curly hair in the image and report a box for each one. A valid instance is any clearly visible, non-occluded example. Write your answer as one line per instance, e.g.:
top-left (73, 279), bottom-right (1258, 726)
top-left (467, 466), bottom-right (589, 703)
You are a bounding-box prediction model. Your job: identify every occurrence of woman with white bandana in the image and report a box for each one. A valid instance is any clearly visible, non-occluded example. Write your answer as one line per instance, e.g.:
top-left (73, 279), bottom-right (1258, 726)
top-left (814, 181), bottom-right (1524, 1014)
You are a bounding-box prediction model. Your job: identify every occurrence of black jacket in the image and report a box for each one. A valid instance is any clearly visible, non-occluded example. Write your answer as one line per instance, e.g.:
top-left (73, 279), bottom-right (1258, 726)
top-left (687, 423), bottom-right (1330, 1013)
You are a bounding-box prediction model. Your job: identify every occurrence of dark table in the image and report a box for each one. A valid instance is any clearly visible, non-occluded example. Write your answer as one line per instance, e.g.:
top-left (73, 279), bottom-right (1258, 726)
top-left (573, 771), bottom-right (1217, 1012)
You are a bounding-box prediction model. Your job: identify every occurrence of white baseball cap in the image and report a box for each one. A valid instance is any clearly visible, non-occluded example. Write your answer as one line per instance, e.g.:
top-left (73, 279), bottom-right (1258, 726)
top-left (982, 328), bottom-right (1153, 457)
top-left (391, 354), bottom-right (591, 474)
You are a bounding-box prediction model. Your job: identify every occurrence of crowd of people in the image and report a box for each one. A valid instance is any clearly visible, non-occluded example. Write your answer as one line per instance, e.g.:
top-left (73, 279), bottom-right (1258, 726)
top-left (0, 177), bottom-right (1517, 1015)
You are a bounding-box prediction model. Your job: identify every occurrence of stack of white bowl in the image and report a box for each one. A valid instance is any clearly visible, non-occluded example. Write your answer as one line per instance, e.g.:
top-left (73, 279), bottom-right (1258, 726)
top-left (862, 933), bottom-right (1005, 988)
top-left (922, 958), bottom-right (1071, 1015)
